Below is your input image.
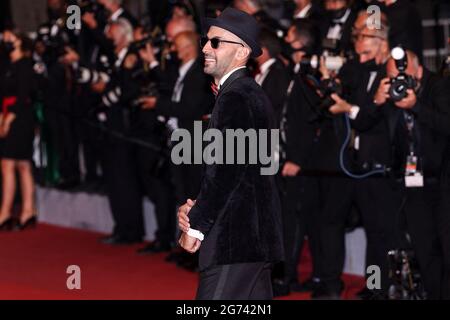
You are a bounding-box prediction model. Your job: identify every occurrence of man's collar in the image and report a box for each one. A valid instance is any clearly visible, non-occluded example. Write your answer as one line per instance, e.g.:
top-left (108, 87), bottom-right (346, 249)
top-left (259, 58), bottom-right (276, 75)
top-left (110, 8), bottom-right (124, 21)
top-left (218, 66), bottom-right (247, 89)
top-left (294, 3), bottom-right (312, 19)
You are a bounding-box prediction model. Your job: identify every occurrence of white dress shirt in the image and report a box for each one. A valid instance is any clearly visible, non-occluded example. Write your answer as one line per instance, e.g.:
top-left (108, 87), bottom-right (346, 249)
top-left (294, 3), bottom-right (312, 19)
top-left (255, 58), bottom-right (276, 86)
top-left (218, 66), bottom-right (247, 89)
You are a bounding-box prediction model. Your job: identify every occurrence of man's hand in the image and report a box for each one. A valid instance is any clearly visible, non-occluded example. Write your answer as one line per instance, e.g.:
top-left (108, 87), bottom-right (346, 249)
top-left (329, 94), bottom-right (352, 115)
top-left (282, 161), bottom-right (301, 177)
top-left (124, 53), bottom-right (138, 69)
top-left (60, 47), bottom-right (80, 65)
top-left (394, 89), bottom-right (417, 110)
top-left (139, 96), bottom-right (158, 110)
top-left (139, 43), bottom-right (156, 64)
top-left (178, 199), bottom-right (196, 233)
top-left (82, 12), bottom-right (98, 29)
top-left (179, 232), bottom-right (201, 254)
top-left (374, 78), bottom-right (391, 106)
top-left (91, 80), bottom-right (107, 93)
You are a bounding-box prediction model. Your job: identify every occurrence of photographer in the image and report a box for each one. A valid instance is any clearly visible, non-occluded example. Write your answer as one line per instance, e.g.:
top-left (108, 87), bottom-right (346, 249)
top-left (273, 18), bottom-right (322, 296)
top-left (39, 0), bottom-right (81, 189)
top-left (138, 31), bottom-right (214, 231)
top-left (313, 10), bottom-right (404, 299)
top-left (319, 0), bottom-right (357, 55)
top-left (91, 18), bottom-right (145, 246)
top-left (372, 49), bottom-right (450, 299)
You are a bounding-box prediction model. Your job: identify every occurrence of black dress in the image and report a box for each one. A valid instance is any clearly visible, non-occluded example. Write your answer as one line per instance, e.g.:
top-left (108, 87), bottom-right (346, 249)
top-left (0, 57), bottom-right (36, 160)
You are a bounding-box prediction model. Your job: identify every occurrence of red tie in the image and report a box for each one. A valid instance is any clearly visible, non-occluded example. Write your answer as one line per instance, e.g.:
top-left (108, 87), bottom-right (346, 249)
top-left (211, 82), bottom-right (219, 96)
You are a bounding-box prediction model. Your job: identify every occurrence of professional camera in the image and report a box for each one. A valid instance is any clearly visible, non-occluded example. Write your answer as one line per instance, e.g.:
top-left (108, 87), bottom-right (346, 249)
top-left (35, 21), bottom-right (72, 61)
top-left (129, 34), bottom-right (166, 53)
top-left (387, 249), bottom-right (426, 300)
top-left (76, 0), bottom-right (108, 25)
top-left (303, 54), bottom-right (347, 74)
top-left (440, 55), bottom-right (450, 78)
top-left (389, 47), bottom-right (417, 102)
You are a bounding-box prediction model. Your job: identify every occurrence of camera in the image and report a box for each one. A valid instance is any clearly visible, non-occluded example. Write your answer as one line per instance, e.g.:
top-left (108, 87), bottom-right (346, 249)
top-left (387, 249), bottom-right (426, 300)
top-left (76, 0), bottom-right (108, 25)
top-left (129, 34), bottom-right (166, 53)
top-left (35, 21), bottom-right (72, 61)
top-left (303, 54), bottom-right (347, 74)
top-left (389, 47), bottom-right (417, 102)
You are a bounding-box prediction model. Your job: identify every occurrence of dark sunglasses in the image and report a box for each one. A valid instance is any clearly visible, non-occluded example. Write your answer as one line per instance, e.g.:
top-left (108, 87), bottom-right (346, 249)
top-left (200, 36), bottom-right (244, 49)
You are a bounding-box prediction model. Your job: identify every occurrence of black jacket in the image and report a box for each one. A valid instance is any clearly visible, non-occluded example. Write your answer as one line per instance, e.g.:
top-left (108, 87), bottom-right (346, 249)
top-left (283, 70), bottom-right (320, 170)
top-left (154, 59), bottom-right (215, 135)
top-left (188, 69), bottom-right (284, 270)
top-left (385, 69), bottom-right (450, 178)
top-left (260, 59), bottom-right (290, 124)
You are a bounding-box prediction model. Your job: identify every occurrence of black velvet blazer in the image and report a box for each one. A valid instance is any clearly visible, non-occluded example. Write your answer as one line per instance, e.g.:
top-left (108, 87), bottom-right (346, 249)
top-left (188, 68), bottom-right (285, 270)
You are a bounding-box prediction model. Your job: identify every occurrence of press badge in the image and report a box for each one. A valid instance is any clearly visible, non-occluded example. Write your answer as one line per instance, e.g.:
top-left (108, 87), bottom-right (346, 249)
top-left (405, 155), bottom-right (424, 188)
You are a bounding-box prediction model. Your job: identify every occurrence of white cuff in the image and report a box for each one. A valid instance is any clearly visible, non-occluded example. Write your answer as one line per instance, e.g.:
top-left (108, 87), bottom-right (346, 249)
top-left (349, 106), bottom-right (360, 120)
top-left (149, 61), bottom-right (159, 69)
top-left (187, 228), bottom-right (204, 241)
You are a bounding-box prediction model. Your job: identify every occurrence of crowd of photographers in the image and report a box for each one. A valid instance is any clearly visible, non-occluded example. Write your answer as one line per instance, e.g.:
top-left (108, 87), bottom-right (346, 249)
top-left (0, 0), bottom-right (450, 300)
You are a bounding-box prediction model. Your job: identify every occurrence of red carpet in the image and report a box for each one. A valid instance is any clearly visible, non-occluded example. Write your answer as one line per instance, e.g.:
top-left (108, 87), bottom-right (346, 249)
top-left (0, 224), bottom-right (365, 300)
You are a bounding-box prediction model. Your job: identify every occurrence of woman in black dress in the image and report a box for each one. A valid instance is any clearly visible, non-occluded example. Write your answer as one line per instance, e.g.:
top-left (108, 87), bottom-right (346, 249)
top-left (0, 30), bottom-right (36, 231)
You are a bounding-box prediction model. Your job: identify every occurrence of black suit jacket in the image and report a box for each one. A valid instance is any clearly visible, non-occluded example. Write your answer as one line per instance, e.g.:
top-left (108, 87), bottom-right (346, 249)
top-left (283, 71), bottom-right (321, 170)
top-left (319, 9), bottom-right (357, 54)
top-left (154, 59), bottom-right (215, 135)
top-left (385, 69), bottom-right (450, 178)
top-left (188, 69), bottom-right (284, 270)
top-left (260, 59), bottom-right (290, 124)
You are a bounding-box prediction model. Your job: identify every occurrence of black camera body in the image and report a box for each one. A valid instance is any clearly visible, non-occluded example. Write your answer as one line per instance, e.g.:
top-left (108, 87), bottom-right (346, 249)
top-left (76, 0), bottom-right (108, 26)
top-left (389, 47), bottom-right (417, 102)
top-left (129, 34), bottom-right (166, 53)
top-left (389, 73), bottom-right (417, 102)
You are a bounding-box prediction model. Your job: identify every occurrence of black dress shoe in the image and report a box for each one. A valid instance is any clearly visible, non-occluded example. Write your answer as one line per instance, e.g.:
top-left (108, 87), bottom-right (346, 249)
top-left (290, 278), bottom-right (321, 293)
top-left (272, 279), bottom-right (291, 297)
top-left (137, 241), bottom-right (171, 255)
top-left (311, 283), bottom-right (344, 300)
top-left (0, 217), bottom-right (17, 232)
top-left (100, 235), bottom-right (142, 246)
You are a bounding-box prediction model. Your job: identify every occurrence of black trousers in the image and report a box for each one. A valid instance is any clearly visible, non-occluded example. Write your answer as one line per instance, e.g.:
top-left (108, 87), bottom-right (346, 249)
top-left (402, 184), bottom-right (444, 299)
top-left (102, 138), bottom-right (144, 240)
top-left (196, 262), bottom-right (273, 300)
top-left (318, 177), bottom-right (401, 293)
top-left (136, 144), bottom-right (176, 245)
top-left (276, 175), bottom-right (320, 283)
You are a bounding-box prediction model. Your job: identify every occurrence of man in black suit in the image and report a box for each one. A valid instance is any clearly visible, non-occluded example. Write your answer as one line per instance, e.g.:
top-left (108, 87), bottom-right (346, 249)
top-left (177, 8), bottom-right (284, 300)
top-left (137, 31), bottom-right (215, 253)
top-left (272, 18), bottom-right (322, 296)
top-left (255, 28), bottom-right (290, 124)
top-left (94, 18), bottom-right (145, 245)
top-left (313, 11), bottom-right (402, 299)
top-left (372, 50), bottom-right (450, 299)
top-left (374, 0), bottom-right (424, 62)
top-left (320, 0), bottom-right (357, 55)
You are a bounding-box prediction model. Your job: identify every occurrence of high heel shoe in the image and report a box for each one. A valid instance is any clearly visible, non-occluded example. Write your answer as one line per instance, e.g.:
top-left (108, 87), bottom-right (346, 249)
top-left (17, 216), bottom-right (37, 231)
top-left (0, 217), bottom-right (17, 231)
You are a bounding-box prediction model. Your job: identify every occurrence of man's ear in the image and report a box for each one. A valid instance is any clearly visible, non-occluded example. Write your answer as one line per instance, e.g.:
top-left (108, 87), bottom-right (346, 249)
top-left (237, 46), bottom-right (251, 60)
top-left (417, 65), bottom-right (423, 80)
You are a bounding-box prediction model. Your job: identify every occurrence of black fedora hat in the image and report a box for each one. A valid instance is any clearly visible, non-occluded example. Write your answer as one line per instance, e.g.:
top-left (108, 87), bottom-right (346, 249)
top-left (203, 8), bottom-right (262, 58)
